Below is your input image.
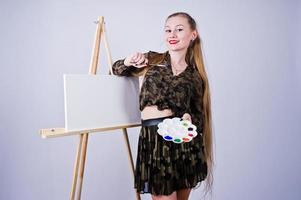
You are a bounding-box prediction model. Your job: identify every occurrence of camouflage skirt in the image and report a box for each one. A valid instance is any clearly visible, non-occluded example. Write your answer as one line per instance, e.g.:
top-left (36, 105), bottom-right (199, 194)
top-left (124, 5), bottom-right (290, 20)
top-left (134, 116), bottom-right (208, 196)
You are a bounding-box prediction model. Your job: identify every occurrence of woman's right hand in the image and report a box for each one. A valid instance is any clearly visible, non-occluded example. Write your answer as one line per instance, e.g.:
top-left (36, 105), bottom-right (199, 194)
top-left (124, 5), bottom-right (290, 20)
top-left (124, 52), bottom-right (148, 68)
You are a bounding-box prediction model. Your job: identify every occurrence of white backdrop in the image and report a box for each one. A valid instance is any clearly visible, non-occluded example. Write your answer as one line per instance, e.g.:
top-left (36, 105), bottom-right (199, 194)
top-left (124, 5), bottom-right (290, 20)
top-left (0, 0), bottom-right (300, 199)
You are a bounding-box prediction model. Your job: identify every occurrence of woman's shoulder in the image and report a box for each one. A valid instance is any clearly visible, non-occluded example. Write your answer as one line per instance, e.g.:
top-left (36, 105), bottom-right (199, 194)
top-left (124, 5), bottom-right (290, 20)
top-left (145, 50), bottom-right (169, 66)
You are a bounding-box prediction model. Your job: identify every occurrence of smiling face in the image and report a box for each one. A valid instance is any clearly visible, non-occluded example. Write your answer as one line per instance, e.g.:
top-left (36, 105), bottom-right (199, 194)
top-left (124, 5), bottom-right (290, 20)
top-left (164, 15), bottom-right (197, 52)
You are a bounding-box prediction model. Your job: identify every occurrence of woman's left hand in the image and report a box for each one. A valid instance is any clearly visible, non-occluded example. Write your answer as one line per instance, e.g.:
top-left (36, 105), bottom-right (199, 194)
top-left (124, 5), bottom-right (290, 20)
top-left (182, 113), bottom-right (192, 122)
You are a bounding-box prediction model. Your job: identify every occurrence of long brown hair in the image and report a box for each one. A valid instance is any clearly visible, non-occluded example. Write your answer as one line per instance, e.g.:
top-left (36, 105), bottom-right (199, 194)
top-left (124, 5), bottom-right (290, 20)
top-left (166, 12), bottom-right (214, 197)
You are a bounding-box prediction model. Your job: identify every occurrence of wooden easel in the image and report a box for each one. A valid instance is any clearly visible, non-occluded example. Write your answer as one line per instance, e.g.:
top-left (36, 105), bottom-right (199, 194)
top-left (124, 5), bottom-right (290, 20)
top-left (40, 16), bottom-right (141, 200)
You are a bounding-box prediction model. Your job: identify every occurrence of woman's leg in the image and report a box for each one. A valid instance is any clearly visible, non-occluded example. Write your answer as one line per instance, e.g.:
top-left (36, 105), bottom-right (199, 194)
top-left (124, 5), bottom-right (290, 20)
top-left (176, 188), bottom-right (192, 200)
top-left (152, 191), bottom-right (177, 200)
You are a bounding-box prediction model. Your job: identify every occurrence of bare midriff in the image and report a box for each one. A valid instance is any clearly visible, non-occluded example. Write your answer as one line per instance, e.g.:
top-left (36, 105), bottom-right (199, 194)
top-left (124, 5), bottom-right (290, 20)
top-left (141, 105), bottom-right (174, 120)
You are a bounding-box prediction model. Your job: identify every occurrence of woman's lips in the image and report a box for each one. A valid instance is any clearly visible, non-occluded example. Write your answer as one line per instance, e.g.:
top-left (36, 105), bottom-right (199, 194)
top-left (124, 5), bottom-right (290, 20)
top-left (169, 40), bottom-right (179, 44)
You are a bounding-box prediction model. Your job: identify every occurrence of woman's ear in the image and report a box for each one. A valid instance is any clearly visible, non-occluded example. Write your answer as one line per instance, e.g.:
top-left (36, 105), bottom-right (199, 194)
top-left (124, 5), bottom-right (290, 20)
top-left (191, 30), bottom-right (198, 41)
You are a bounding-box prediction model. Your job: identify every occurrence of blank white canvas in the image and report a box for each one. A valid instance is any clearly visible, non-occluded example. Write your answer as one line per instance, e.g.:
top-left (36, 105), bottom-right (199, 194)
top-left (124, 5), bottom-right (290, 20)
top-left (63, 74), bottom-right (141, 131)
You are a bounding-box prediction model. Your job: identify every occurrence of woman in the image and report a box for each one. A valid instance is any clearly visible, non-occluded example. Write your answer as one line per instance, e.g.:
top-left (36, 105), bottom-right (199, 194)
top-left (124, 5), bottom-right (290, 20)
top-left (112, 12), bottom-right (213, 200)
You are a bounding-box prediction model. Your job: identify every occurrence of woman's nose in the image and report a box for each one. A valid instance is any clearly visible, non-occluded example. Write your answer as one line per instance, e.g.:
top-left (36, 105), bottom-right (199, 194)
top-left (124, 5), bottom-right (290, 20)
top-left (170, 30), bottom-right (177, 37)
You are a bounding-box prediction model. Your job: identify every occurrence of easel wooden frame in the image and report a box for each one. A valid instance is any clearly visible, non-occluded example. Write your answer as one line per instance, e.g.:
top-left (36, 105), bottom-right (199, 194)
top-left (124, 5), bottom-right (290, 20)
top-left (40, 16), bottom-right (141, 200)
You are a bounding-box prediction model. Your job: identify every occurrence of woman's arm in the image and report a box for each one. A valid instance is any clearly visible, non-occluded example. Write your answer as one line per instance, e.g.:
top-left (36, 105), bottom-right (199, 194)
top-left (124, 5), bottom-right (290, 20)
top-left (112, 52), bottom-right (149, 77)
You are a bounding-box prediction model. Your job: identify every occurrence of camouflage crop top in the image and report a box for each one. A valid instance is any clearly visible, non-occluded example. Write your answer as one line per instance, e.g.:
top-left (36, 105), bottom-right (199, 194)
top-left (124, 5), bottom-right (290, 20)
top-left (112, 51), bottom-right (204, 132)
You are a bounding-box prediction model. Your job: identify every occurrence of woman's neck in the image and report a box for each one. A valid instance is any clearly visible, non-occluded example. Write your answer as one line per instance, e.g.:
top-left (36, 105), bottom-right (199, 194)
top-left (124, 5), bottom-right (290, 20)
top-left (168, 49), bottom-right (188, 66)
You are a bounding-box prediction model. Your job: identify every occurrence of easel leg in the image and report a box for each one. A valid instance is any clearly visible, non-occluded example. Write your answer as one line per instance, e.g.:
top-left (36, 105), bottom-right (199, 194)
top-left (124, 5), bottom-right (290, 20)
top-left (70, 133), bottom-right (89, 200)
top-left (122, 128), bottom-right (141, 200)
top-left (77, 133), bottom-right (89, 200)
top-left (70, 135), bottom-right (83, 200)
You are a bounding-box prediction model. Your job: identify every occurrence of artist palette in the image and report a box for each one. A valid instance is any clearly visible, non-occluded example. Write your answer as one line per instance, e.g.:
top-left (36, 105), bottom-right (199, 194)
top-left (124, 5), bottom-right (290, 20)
top-left (157, 117), bottom-right (199, 144)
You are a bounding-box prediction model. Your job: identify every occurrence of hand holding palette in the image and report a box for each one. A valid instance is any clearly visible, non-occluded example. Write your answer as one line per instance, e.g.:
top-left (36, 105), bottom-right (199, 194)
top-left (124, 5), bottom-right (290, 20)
top-left (157, 117), bottom-right (199, 144)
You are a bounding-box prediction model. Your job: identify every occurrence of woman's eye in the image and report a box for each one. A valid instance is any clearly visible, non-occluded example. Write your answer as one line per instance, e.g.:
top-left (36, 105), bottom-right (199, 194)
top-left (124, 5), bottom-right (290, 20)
top-left (177, 28), bottom-right (183, 32)
top-left (165, 29), bottom-right (171, 33)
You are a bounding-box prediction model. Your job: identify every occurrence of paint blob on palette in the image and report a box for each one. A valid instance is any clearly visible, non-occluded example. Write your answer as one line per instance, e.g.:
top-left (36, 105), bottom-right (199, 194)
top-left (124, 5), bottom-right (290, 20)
top-left (157, 117), bottom-right (200, 144)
